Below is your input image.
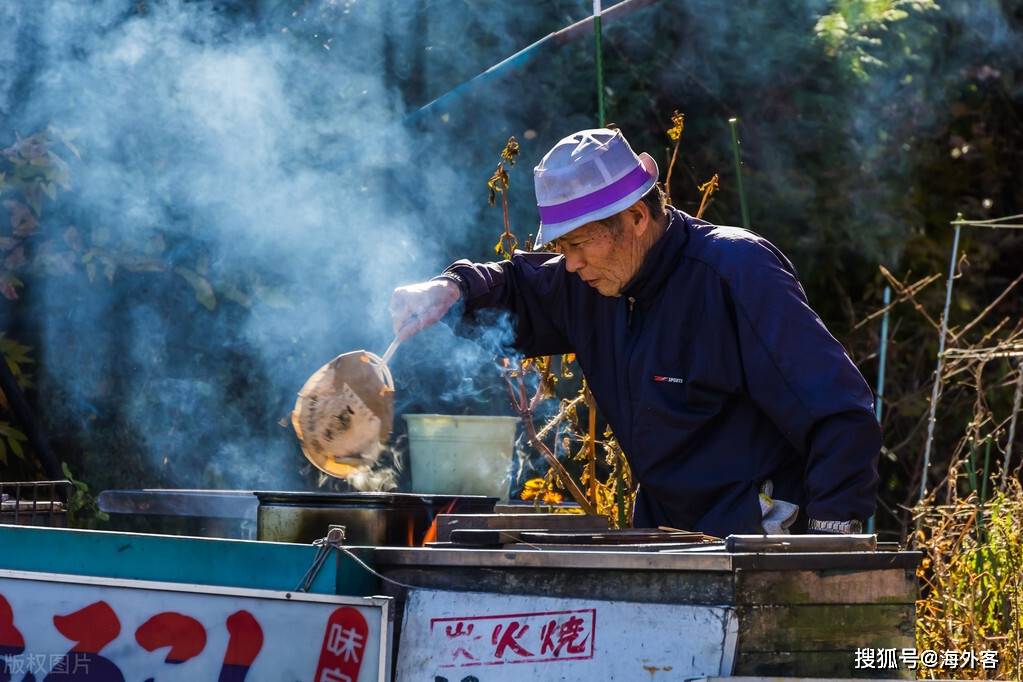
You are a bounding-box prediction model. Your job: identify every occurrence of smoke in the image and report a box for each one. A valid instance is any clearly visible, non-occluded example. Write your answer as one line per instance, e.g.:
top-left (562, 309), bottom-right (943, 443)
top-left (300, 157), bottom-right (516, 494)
top-left (7, 0), bottom-right (1018, 494)
top-left (2, 0), bottom-right (562, 491)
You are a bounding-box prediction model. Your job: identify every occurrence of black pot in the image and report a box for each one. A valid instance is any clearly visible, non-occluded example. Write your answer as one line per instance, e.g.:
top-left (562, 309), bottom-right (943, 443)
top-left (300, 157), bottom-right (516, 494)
top-left (254, 491), bottom-right (497, 545)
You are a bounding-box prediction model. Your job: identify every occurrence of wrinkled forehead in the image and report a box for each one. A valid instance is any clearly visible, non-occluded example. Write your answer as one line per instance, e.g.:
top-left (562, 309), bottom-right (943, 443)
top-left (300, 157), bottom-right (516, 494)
top-left (552, 217), bottom-right (616, 246)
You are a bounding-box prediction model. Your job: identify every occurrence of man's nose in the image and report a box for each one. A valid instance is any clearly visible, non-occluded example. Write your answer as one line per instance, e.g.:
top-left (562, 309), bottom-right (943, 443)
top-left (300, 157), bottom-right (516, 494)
top-left (564, 250), bottom-right (584, 273)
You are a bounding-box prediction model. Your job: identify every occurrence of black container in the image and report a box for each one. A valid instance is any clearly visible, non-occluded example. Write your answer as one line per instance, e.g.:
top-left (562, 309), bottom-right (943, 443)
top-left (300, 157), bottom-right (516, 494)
top-left (0, 481), bottom-right (70, 528)
top-left (254, 491), bottom-right (497, 545)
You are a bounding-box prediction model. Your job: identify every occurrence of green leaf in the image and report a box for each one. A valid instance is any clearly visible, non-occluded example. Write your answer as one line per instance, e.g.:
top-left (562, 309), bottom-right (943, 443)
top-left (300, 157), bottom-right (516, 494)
top-left (0, 423), bottom-right (26, 441)
top-left (26, 191), bottom-right (42, 217)
top-left (103, 257), bottom-right (116, 283)
top-left (143, 233), bottom-right (166, 256)
top-left (92, 226), bottom-right (111, 247)
top-left (252, 284), bottom-right (291, 310)
top-left (118, 255), bottom-right (166, 273)
top-left (6, 200), bottom-right (37, 236)
top-left (65, 141), bottom-right (81, 160)
top-left (9, 436), bottom-right (23, 459)
top-left (220, 284), bottom-right (253, 308)
top-left (0, 438), bottom-right (7, 465)
top-left (175, 266), bottom-right (217, 311)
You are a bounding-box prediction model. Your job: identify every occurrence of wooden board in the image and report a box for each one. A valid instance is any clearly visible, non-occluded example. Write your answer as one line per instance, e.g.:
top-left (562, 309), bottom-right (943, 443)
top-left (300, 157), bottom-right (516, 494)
top-left (736, 603), bottom-right (915, 652)
top-left (736, 568), bottom-right (918, 605)
top-left (732, 652), bottom-right (915, 679)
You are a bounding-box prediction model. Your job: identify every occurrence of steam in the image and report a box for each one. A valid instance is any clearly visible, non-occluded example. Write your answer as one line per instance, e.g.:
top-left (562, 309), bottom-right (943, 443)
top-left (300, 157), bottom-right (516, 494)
top-left (5, 0), bottom-right (1017, 494)
top-left (3, 0), bottom-right (531, 491)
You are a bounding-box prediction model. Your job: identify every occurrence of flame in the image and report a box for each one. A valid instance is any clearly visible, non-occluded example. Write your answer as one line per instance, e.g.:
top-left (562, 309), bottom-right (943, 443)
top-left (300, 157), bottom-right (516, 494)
top-left (420, 499), bottom-right (458, 546)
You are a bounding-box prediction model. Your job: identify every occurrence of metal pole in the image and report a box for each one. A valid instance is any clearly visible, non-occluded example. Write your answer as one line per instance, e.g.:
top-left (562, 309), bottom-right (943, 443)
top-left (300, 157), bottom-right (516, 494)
top-left (867, 285), bottom-right (892, 534)
top-left (875, 285), bottom-right (892, 423)
top-left (980, 436), bottom-right (991, 505)
top-left (728, 118), bottom-right (750, 229)
top-left (920, 219), bottom-right (962, 502)
top-left (594, 0), bottom-right (605, 127)
top-left (1002, 361), bottom-right (1023, 491)
top-left (405, 0), bottom-right (659, 125)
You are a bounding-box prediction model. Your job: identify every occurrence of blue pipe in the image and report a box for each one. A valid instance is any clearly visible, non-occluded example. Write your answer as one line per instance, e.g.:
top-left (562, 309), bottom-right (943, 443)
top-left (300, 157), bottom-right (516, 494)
top-left (404, 0), bottom-right (659, 126)
top-left (867, 285), bottom-right (891, 535)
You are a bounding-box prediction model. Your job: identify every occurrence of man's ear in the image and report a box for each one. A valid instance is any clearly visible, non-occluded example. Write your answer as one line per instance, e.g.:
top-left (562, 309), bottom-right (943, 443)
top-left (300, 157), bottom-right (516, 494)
top-left (626, 199), bottom-right (651, 236)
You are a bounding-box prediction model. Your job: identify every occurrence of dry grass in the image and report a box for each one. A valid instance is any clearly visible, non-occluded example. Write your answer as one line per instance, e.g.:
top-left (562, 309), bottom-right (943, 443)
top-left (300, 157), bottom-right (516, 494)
top-left (913, 479), bottom-right (1023, 679)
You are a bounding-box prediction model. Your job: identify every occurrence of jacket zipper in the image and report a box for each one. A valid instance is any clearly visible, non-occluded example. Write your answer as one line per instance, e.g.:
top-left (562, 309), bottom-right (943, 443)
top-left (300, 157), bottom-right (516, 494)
top-left (624, 296), bottom-right (640, 443)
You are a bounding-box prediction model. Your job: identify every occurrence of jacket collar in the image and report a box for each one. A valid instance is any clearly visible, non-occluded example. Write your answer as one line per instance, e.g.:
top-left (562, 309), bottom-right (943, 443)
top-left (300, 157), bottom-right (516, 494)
top-left (620, 206), bottom-right (691, 302)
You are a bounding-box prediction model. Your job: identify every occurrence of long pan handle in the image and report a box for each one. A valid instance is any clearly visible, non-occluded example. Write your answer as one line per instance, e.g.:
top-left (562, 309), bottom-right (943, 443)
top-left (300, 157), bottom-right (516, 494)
top-left (381, 338), bottom-right (400, 365)
top-left (382, 312), bottom-right (425, 364)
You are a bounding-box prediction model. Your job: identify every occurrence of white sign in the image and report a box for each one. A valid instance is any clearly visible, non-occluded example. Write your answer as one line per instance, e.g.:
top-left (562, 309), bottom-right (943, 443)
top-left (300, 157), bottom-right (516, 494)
top-left (0, 569), bottom-right (391, 681)
top-left (395, 590), bottom-right (737, 681)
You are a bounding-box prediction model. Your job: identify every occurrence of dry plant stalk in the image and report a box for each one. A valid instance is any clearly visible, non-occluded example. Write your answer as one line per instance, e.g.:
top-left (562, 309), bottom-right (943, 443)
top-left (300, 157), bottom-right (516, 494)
top-left (501, 358), bottom-right (596, 515)
top-left (696, 173), bottom-right (719, 219)
top-left (485, 138), bottom-right (595, 515)
top-left (869, 257), bottom-right (1023, 678)
top-left (585, 385), bottom-right (598, 502)
top-left (489, 137), bottom-right (520, 259)
top-left (853, 270), bottom-right (941, 330)
top-left (913, 481), bottom-right (1022, 680)
top-left (663, 110), bottom-right (685, 205)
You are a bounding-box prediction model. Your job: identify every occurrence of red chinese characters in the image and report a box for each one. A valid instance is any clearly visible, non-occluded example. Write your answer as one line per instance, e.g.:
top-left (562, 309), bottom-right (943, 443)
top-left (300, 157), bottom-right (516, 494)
top-left (218, 610), bottom-right (264, 682)
top-left (431, 609), bottom-right (596, 667)
top-left (46, 601), bottom-right (124, 681)
top-left (313, 607), bottom-right (369, 682)
top-left (539, 614), bottom-right (590, 657)
top-left (0, 595), bottom-right (26, 682)
top-left (135, 612), bottom-right (207, 664)
top-left (0, 595), bottom-right (267, 681)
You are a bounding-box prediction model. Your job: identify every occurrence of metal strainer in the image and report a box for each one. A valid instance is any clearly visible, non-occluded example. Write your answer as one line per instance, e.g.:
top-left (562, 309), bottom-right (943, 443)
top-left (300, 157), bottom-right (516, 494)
top-left (292, 340), bottom-right (399, 478)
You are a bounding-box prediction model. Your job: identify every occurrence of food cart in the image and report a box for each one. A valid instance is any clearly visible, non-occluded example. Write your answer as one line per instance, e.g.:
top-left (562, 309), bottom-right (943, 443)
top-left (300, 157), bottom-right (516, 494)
top-left (0, 487), bottom-right (923, 681)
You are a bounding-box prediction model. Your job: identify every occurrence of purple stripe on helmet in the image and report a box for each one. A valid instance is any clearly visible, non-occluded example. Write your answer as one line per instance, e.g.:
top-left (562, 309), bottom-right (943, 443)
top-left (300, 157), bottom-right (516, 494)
top-left (538, 163), bottom-right (653, 225)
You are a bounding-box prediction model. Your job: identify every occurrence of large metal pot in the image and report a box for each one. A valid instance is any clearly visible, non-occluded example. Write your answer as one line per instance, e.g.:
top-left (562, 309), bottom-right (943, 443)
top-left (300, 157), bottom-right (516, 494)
top-left (254, 491), bottom-right (497, 545)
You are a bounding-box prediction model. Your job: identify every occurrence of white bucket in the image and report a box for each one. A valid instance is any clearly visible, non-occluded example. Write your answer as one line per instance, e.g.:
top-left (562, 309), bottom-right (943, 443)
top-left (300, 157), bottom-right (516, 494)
top-left (403, 414), bottom-right (519, 499)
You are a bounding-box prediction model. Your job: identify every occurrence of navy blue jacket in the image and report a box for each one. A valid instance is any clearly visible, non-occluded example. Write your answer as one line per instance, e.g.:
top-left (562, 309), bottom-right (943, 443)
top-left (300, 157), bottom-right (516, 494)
top-left (439, 208), bottom-right (880, 537)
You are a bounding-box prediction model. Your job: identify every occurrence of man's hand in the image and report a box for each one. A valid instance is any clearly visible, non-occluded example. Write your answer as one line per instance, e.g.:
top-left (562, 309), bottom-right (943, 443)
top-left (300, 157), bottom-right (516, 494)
top-left (389, 279), bottom-right (462, 342)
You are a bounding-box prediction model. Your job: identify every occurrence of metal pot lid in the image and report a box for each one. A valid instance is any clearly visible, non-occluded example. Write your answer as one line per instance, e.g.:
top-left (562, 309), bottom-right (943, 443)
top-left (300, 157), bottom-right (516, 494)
top-left (291, 350), bottom-right (395, 478)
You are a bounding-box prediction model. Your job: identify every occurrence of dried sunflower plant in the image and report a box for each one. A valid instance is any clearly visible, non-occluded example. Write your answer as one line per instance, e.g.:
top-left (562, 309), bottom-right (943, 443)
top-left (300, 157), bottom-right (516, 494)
top-left (663, 110), bottom-right (719, 219)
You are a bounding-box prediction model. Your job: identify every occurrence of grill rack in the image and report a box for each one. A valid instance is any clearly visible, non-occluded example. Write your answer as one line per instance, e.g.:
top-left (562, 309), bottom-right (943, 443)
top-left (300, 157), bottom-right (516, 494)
top-left (0, 480), bottom-right (71, 527)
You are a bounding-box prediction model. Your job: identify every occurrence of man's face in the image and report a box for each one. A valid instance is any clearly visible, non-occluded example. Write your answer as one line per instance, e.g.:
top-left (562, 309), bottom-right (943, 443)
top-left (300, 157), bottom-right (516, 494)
top-left (553, 215), bottom-right (638, 297)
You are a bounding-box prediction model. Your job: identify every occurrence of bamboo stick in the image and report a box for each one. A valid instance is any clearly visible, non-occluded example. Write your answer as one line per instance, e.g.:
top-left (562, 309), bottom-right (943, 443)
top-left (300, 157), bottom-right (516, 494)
top-left (921, 219), bottom-right (962, 502)
top-left (728, 118), bottom-right (750, 229)
top-left (1002, 363), bottom-right (1023, 491)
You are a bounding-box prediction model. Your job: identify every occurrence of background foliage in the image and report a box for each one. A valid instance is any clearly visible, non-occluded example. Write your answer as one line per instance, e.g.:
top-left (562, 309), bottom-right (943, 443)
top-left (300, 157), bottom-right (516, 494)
top-left (0, 0), bottom-right (1021, 545)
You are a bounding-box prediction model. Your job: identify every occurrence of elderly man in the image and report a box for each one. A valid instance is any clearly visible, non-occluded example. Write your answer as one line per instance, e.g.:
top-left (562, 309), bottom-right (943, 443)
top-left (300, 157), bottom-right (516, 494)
top-left (390, 128), bottom-right (880, 537)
